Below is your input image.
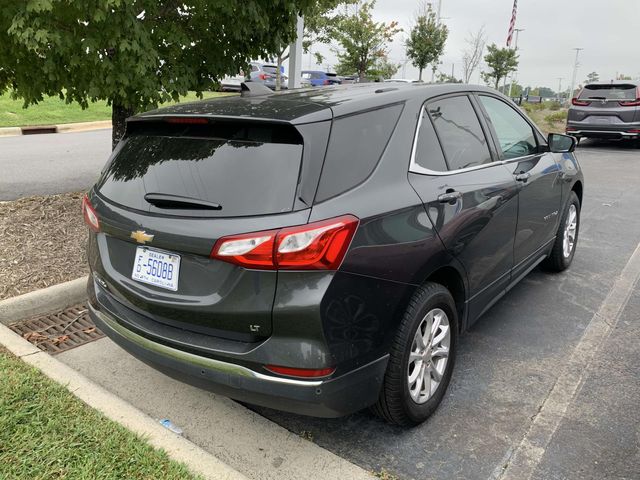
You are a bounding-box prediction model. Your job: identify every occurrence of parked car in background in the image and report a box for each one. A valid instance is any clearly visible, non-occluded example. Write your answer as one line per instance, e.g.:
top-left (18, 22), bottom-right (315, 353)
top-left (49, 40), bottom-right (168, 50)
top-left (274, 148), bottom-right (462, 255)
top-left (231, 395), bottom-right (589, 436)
top-left (249, 62), bottom-right (288, 90)
top-left (84, 83), bottom-right (583, 426)
top-left (384, 78), bottom-right (421, 84)
top-left (220, 74), bottom-right (244, 92)
top-left (301, 70), bottom-right (341, 87)
top-left (567, 81), bottom-right (640, 141)
top-left (339, 76), bottom-right (358, 84)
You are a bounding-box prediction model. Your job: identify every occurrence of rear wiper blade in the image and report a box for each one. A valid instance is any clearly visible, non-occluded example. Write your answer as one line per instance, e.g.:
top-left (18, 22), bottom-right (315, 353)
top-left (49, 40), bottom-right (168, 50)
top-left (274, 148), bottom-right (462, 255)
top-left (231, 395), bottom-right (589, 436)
top-left (586, 96), bottom-right (607, 100)
top-left (144, 193), bottom-right (222, 210)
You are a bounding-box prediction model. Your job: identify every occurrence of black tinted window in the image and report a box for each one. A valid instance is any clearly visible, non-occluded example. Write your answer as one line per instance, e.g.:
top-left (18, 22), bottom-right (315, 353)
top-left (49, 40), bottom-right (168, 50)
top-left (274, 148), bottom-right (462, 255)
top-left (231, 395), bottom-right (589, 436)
top-left (479, 95), bottom-right (537, 159)
top-left (428, 96), bottom-right (492, 170)
top-left (413, 107), bottom-right (447, 172)
top-left (98, 125), bottom-right (303, 217)
top-left (315, 104), bottom-right (403, 202)
top-left (580, 84), bottom-right (636, 100)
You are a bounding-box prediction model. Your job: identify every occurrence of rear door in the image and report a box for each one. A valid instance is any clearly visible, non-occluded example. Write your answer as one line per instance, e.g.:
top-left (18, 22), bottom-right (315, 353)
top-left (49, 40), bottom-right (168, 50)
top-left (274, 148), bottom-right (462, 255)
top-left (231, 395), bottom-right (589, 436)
top-left (476, 94), bottom-right (562, 278)
top-left (90, 118), bottom-right (329, 341)
top-left (408, 94), bottom-right (519, 323)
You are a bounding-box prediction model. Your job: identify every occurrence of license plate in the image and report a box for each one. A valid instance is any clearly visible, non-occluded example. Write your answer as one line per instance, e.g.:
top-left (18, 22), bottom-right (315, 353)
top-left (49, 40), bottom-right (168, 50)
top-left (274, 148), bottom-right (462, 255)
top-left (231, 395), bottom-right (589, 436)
top-left (131, 247), bottom-right (180, 291)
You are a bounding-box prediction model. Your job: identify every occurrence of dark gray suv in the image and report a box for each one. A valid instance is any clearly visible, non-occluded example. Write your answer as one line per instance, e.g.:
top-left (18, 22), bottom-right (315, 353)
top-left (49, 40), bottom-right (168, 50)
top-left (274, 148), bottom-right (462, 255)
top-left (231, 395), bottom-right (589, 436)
top-left (567, 81), bottom-right (640, 141)
top-left (84, 84), bottom-right (584, 425)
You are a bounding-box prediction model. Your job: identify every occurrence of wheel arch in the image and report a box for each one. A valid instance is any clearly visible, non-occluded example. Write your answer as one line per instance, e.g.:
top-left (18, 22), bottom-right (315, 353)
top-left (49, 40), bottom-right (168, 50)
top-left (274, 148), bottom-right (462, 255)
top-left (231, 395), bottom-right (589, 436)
top-left (571, 180), bottom-right (583, 205)
top-left (424, 265), bottom-right (467, 332)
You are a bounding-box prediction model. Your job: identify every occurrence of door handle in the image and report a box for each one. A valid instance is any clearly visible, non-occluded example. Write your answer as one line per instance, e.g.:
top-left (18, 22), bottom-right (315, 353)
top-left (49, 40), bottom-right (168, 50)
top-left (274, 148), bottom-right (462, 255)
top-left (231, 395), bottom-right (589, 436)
top-left (437, 191), bottom-right (462, 204)
top-left (515, 172), bottom-right (531, 182)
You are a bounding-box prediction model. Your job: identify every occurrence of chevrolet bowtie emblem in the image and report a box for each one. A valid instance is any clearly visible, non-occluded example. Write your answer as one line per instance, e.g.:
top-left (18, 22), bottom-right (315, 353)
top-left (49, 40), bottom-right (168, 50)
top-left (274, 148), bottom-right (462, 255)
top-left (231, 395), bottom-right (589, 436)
top-left (131, 230), bottom-right (154, 244)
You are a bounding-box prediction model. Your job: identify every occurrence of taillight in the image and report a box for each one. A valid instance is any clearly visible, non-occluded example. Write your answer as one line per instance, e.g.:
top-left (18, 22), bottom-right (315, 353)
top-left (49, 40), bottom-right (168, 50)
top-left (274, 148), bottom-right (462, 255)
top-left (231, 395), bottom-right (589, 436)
top-left (82, 194), bottom-right (100, 233)
top-left (264, 365), bottom-right (336, 378)
top-left (165, 117), bottom-right (208, 124)
top-left (571, 98), bottom-right (590, 106)
top-left (259, 73), bottom-right (268, 80)
top-left (211, 229), bottom-right (278, 270)
top-left (210, 215), bottom-right (359, 271)
top-left (620, 89), bottom-right (640, 106)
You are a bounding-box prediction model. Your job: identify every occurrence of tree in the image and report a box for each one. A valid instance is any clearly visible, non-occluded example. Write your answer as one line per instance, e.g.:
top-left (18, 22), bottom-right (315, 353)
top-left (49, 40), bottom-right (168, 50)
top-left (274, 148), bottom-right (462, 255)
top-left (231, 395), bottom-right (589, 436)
top-left (0, 1), bottom-right (314, 148)
top-left (481, 44), bottom-right (519, 89)
top-left (617, 73), bottom-right (632, 80)
top-left (585, 71), bottom-right (600, 84)
top-left (435, 72), bottom-right (462, 84)
top-left (273, 0), bottom-right (356, 90)
top-left (461, 26), bottom-right (486, 83)
top-left (368, 55), bottom-right (400, 79)
top-left (329, 1), bottom-right (401, 81)
top-left (405, 3), bottom-right (448, 82)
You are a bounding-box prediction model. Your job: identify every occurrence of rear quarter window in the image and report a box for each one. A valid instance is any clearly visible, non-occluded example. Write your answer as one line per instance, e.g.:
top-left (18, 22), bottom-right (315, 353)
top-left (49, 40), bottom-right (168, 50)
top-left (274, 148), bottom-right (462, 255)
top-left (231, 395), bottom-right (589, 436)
top-left (315, 104), bottom-right (403, 202)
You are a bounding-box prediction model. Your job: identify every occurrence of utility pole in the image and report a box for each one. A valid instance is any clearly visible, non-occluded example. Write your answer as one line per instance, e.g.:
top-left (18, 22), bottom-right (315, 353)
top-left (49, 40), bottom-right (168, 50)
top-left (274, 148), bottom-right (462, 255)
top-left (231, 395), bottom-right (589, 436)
top-left (557, 77), bottom-right (563, 103)
top-left (431, 0), bottom-right (443, 83)
top-left (508, 28), bottom-right (524, 97)
top-left (568, 47), bottom-right (583, 101)
top-left (287, 15), bottom-right (304, 89)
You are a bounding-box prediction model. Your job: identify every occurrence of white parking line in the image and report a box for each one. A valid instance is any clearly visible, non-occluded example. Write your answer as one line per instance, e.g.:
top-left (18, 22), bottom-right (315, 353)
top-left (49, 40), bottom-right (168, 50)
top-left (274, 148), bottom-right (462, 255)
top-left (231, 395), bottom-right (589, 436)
top-left (496, 241), bottom-right (640, 480)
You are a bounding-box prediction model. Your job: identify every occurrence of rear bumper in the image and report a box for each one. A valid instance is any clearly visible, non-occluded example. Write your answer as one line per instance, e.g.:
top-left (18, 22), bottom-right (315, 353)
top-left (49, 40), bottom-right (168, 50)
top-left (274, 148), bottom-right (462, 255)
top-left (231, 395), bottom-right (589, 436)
top-left (566, 122), bottom-right (640, 138)
top-left (88, 295), bottom-right (388, 418)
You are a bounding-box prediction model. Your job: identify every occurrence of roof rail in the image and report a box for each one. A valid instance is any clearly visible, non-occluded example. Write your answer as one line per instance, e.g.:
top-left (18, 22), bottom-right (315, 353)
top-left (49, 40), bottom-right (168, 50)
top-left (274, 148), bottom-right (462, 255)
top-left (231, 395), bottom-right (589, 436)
top-left (241, 81), bottom-right (274, 97)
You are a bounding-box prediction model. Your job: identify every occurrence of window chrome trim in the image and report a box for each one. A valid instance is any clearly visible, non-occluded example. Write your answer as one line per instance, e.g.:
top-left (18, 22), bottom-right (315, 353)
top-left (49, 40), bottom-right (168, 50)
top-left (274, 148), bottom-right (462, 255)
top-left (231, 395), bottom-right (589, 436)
top-left (409, 105), bottom-right (543, 177)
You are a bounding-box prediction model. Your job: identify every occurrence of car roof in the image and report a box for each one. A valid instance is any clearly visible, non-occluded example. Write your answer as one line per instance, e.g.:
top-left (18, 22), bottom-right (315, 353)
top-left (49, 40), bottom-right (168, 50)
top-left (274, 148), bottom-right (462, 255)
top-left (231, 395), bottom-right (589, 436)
top-left (135, 83), bottom-right (502, 125)
top-left (584, 80), bottom-right (639, 87)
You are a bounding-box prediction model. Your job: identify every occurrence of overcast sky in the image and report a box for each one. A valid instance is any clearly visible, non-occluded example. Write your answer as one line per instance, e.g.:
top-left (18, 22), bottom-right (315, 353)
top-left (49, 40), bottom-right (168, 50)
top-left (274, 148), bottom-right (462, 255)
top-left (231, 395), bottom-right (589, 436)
top-left (301, 0), bottom-right (640, 89)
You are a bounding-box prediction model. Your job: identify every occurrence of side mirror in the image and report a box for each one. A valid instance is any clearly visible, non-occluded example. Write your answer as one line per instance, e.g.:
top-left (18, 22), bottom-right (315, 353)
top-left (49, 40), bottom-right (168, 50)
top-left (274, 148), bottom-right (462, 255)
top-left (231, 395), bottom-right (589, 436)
top-left (548, 133), bottom-right (577, 153)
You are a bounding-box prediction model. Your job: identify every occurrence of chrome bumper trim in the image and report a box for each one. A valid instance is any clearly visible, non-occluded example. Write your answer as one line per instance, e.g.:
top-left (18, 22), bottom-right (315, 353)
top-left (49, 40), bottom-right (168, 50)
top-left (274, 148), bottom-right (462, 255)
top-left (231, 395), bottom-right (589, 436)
top-left (92, 306), bottom-right (324, 387)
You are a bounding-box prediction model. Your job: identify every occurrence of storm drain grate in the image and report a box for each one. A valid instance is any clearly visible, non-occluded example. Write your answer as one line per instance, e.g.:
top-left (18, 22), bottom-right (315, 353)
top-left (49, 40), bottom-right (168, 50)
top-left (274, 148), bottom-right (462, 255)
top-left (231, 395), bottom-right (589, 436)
top-left (9, 304), bottom-right (104, 354)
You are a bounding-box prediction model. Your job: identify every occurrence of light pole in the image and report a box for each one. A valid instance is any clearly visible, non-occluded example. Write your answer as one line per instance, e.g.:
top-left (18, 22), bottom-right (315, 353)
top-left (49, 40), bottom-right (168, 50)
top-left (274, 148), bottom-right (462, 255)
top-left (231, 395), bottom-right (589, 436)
top-left (568, 47), bottom-right (583, 101)
top-left (508, 28), bottom-right (524, 97)
top-left (557, 77), bottom-right (563, 103)
top-left (431, 0), bottom-right (444, 83)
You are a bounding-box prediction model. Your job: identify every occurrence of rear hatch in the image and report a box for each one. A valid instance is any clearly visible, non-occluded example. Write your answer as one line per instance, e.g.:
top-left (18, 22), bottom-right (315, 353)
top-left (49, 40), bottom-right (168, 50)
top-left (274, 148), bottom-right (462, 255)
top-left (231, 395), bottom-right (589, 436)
top-left (89, 117), bottom-right (326, 341)
top-left (569, 84), bottom-right (640, 125)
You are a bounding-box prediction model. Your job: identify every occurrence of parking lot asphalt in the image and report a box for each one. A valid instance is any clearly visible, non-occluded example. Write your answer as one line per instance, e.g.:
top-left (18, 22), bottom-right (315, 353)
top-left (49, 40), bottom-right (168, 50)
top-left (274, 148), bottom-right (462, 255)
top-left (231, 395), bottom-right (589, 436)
top-left (0, 129), bottom-right (111, 200)
top-left (249, 139), bottom-right (640, 480)
top-left (54, 139), bottom-right (640, 480)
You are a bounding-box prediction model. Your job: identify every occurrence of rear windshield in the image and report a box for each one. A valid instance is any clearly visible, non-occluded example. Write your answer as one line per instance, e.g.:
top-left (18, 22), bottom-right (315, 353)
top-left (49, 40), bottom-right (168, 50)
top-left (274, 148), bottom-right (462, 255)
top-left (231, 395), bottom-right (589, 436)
top-left (97, 121), bottom-right (303, 217)
top-left (262, 65), bottom-right (279, 74)
top-left (579, 84), bottom-right (637, 100)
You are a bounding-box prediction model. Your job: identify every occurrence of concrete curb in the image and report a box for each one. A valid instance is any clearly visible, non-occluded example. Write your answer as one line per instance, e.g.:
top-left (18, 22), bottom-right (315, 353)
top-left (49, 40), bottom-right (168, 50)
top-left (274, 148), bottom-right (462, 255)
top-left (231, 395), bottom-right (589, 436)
top-left (0, 323), bottom-right (247, 480)
top-left (0, 276), bottom-right (88, 326)
top-left (0, 120), bottom-right (111, 137)
top-left (1, 279), bottom-right (377, 480)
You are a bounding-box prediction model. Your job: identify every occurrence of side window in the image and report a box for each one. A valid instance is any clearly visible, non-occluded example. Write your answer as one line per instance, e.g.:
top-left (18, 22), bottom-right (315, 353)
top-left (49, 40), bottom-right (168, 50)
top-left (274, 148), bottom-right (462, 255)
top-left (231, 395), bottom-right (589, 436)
top-left (413, 107), bottom-right (448, 172)
top-left (315, 104), bottom-right (403, 202)
top-left (479, 95), bottom-right (537, 159)
top-left (428, 96), bottom-right (492, 170)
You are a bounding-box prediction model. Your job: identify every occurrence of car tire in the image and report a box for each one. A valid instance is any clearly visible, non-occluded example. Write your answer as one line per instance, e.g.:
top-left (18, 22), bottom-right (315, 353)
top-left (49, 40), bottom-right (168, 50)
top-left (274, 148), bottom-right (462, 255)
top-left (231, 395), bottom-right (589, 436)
top-left (542, 191), bottom-right (580, 272)
top-left (371, 282), bottom-right (458, 426)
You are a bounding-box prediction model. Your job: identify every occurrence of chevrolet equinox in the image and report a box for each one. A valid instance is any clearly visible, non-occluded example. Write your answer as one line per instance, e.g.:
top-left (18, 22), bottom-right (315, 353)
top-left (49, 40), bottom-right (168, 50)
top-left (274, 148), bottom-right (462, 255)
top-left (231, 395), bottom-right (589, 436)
top-left (84, 83), bottom-right (584, 426)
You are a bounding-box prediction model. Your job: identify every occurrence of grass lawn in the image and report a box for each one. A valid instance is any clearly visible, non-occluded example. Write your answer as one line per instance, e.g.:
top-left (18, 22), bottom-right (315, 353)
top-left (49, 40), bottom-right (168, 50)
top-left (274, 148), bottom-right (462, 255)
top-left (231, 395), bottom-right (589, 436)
top-left (0, 91), bottom-right (229, 128)
top-left (520, 102), bottom-right (568, 135)
top-left (0, 347), bottom-right (202, 480)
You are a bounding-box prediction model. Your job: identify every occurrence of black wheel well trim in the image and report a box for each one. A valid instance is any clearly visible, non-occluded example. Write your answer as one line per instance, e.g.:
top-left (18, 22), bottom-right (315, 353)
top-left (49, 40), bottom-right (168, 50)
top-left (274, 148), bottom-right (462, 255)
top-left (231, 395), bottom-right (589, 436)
top-left (571, 180), bottom-right (583, 205)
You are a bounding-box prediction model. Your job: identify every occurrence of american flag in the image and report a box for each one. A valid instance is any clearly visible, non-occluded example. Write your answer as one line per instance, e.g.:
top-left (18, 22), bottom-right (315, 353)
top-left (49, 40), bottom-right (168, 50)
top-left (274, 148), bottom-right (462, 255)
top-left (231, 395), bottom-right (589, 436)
top-left (506, 0), bottom-right (518, 47)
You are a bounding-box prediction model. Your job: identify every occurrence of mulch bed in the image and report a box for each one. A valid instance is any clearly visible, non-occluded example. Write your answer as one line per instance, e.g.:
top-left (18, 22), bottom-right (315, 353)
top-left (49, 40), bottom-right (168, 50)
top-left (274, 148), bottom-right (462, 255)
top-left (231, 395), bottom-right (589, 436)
top-left (0, 192), bottom-right (88, 301)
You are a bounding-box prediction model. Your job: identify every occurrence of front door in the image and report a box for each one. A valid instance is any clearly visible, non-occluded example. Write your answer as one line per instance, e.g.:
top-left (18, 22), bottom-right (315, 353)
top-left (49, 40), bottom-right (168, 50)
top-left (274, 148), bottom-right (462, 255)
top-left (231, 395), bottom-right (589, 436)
top-left (408, 94), bottom-right (519, 325)
top-left (476, 95), bottom-right (562, 279)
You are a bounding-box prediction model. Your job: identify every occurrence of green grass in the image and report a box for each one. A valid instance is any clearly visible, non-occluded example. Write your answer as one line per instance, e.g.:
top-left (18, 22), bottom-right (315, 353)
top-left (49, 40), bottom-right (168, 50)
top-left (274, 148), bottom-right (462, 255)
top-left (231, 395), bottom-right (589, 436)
top-left (0, 91), bottom-right (229, 128)
top-left (0, 348), bottom-right (202, 480)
